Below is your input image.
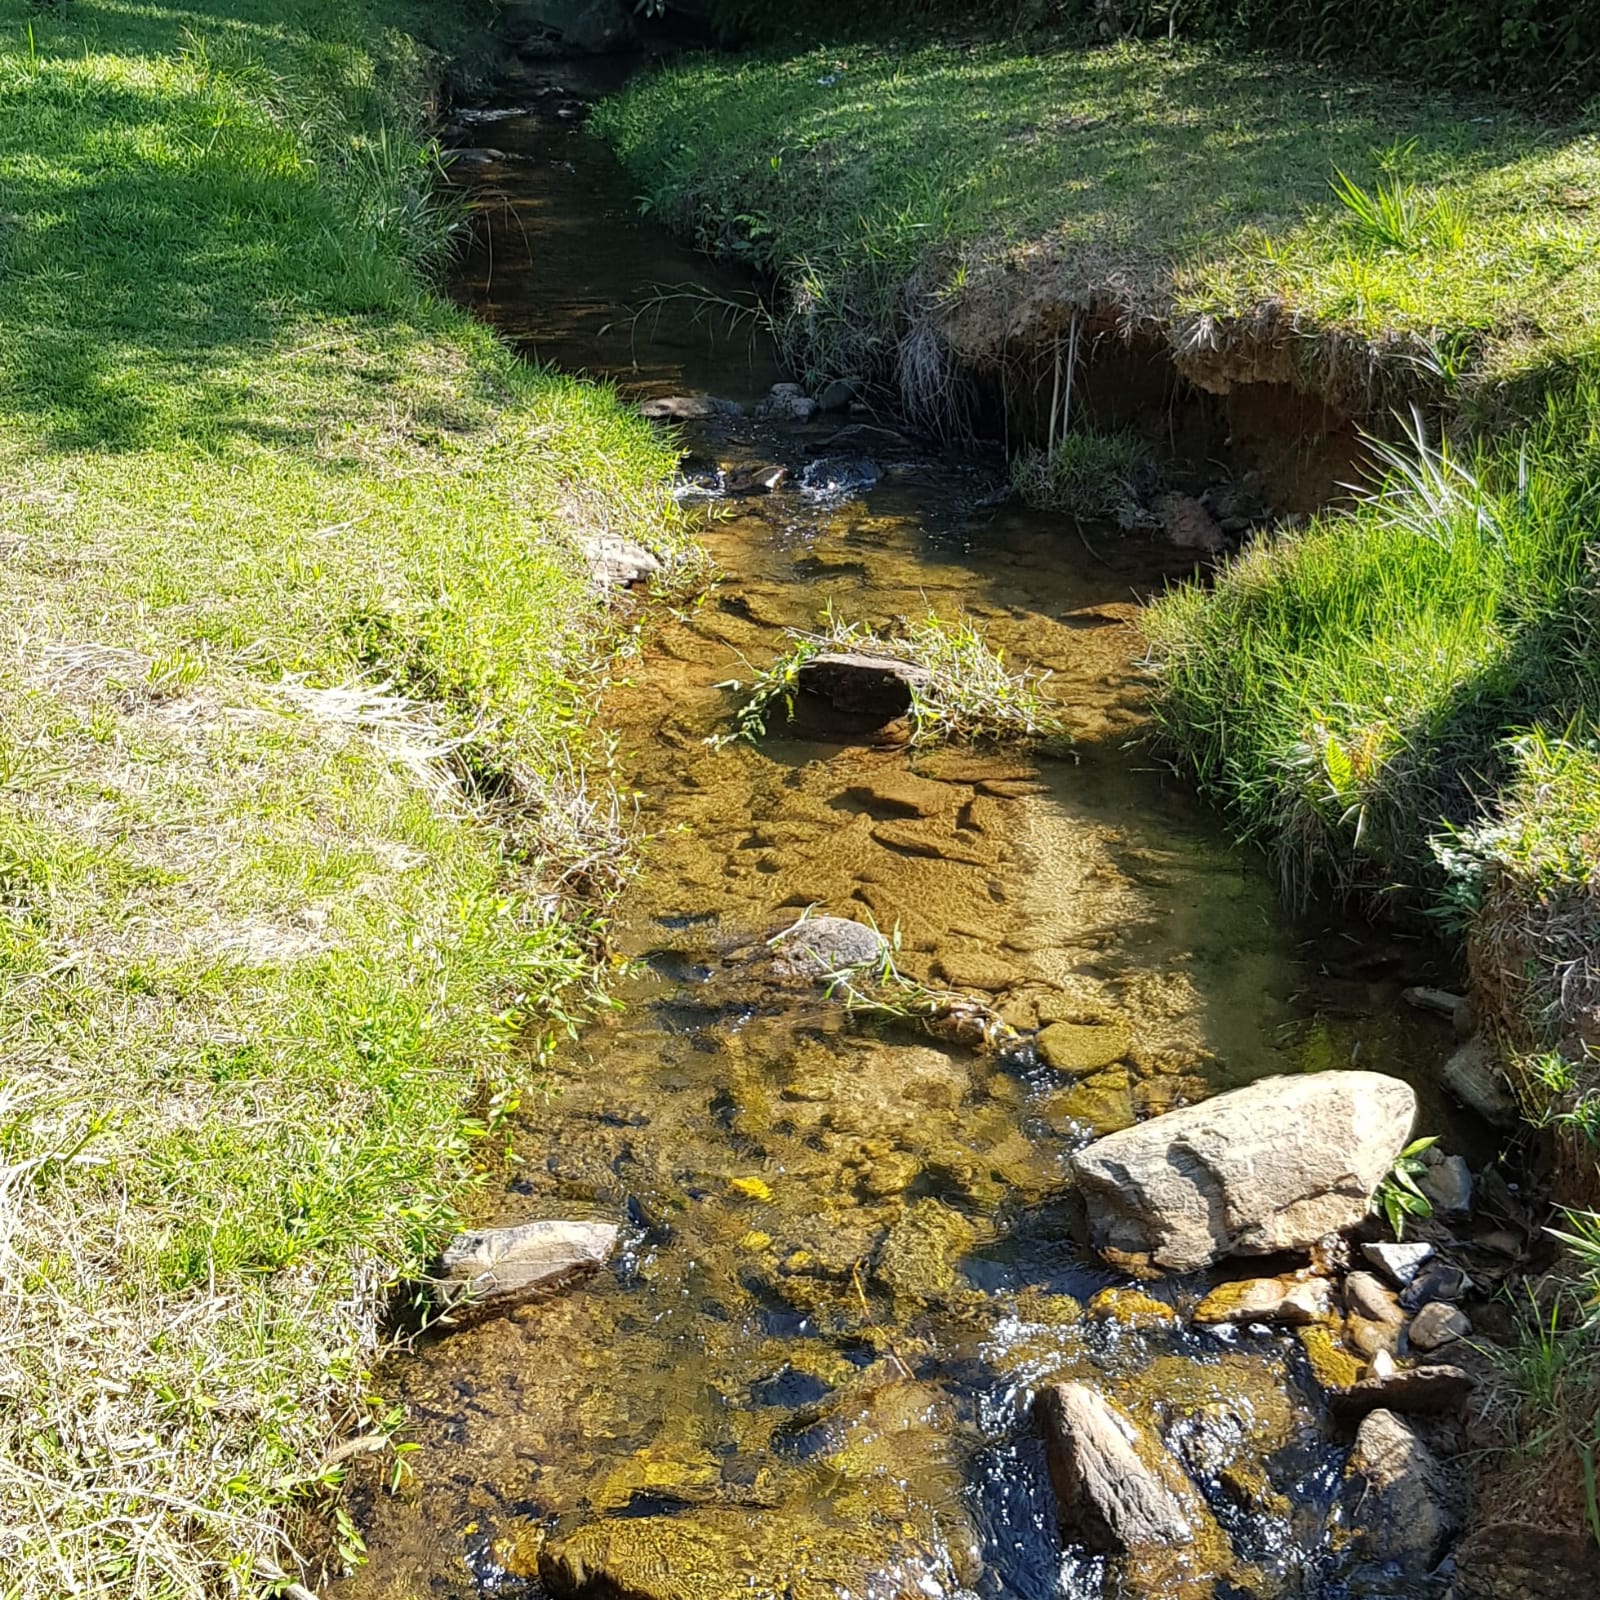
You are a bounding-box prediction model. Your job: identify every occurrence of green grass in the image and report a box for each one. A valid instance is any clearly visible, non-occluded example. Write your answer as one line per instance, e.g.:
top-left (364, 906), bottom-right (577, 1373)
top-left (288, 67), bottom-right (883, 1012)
top-left (1010, 428), bottom-right (1158, 520)
top-left (596, 40), bottom-right (1600, 407)
top-left (0, 0), bottom-right (679, 1593)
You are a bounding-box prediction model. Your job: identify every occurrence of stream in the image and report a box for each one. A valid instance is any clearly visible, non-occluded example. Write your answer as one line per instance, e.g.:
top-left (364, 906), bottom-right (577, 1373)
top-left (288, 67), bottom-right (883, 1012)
top-left (337, 47), bottom-right (1482, 1600)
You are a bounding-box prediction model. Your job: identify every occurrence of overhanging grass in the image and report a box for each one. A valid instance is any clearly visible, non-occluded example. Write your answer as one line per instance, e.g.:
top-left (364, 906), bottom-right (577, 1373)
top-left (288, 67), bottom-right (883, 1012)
top-left (1145, 392), bottom-right (1600, 906)
top-left (596, 40), bottom-right (1600, 404)
top-left (0, 0), bottom-right (678, 1593)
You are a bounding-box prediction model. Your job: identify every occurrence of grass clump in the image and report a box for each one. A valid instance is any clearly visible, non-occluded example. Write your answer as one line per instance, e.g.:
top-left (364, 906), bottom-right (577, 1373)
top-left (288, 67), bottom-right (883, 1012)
top-left (0, 0), bottom-right (679, 1593)
top-left (1010, 428), bottom-right (1158, 521)
top-left (717, 611), bottom-right (1065, 749)
top-left (1145, 396), bottom-right (1600, 907)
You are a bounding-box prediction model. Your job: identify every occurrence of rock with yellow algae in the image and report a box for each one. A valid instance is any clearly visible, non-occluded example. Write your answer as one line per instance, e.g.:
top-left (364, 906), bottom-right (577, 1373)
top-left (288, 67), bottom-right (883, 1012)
top-left (1088, 1287), bottom-right (1178, 1329)
top-left (1192, 1274), bottom-right (1333, 1329)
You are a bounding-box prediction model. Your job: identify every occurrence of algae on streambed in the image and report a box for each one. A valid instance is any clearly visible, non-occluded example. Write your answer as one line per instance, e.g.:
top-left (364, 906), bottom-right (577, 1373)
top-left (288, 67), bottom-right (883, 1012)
top-left (337, 62), bottom-right (1479, 1600)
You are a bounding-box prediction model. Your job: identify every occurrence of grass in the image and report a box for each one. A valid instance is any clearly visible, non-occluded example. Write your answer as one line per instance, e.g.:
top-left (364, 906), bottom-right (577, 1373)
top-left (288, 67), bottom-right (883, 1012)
top-left (715, 610), bottom-right (1065, 749)
top-left (1009, 428), bottom-right (1158, 520)
top-left (0, 0), bottom-right (680, 1593)
top-left (595, 41), bottom-right (1600, 411)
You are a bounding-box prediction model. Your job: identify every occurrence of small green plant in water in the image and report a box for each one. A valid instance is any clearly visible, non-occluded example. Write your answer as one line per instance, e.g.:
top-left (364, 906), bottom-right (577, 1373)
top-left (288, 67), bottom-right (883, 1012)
top-left (1373, 1135), bottom-right (1438, 1239)
top-left (1010, 429), bottom-right (1158, 522)
top-left (713, 609), bottom-right (1066, 751)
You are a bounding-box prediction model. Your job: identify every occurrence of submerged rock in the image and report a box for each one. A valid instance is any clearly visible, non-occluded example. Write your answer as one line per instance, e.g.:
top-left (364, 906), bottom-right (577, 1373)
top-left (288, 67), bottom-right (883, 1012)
top-left (795, 652), bottom-right (930, 720)
top-left (1070, 1071), bottom-right (1417, 1273)
top-left (1036, 1019), bottom-right (1131, 1073)
top-left (1033, 1382), bottom-right (1201, 1554)
top-left (1337, 1408), bottom-right (1459, 1574)
top-left (437, 1218), bottom-right (618, 1309)
top-left (767, 915), bottom-right (888, 980)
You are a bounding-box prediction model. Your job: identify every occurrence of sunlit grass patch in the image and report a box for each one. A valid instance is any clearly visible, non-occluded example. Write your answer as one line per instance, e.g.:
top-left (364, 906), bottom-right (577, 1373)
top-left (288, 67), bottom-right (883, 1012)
top-left (0, 0), bottom-right (680, 1592)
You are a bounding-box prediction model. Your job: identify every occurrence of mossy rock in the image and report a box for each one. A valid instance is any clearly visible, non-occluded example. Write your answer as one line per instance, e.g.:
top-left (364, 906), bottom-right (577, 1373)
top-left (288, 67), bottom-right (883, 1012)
top-left (875, 1199), bottom-right (978, 1300)
top-left (1037, 1020), bottom-right (1132, 1073)
top-left (1296, 1324), bottom-right (1365, 1393)
top-left (1087, 1287), bottom-right (1177, 1328)
top-left (1051, 1069), bottom-right (1136, 1135)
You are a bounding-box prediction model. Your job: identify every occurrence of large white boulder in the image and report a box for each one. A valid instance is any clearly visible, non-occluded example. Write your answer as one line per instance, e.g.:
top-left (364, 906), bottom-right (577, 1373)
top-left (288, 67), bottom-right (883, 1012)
top-left (1070, 1071), bottom-right (1416, 1273)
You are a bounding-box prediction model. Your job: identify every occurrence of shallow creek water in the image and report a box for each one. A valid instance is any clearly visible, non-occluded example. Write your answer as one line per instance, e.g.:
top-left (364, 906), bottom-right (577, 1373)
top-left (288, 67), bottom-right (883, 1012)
top-left (339, 55), bottom-right (1478, 1600)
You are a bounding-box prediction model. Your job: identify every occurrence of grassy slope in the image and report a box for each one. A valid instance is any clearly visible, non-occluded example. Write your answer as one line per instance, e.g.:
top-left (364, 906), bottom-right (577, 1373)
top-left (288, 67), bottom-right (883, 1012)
top-left (0, 0), bottom-right (677, 1592)
top-left (597, 41), bottom-right (1600, 401)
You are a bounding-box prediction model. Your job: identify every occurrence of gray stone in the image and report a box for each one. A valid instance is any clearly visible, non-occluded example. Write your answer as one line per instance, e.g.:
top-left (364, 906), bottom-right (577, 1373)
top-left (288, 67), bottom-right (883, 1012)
top-left (1443, 1035), bottom-right (1520, 1127)
top-left (1033, 1382), bottom-right (1201, 1554)
top-left (563, 0), bottom-right (636, 53)
top-left (755, 383), bottom-right (817, 422)
top-left (795, 652), bottom-right (930, 720)
top-left (1361, 1241), bottom-right (1435, 1289)
top-left (1339, 1408), bottom-right (1459, 1574)
top-left (1408, 1301), bottom-right (1470, 1351)
top-left (1401, 1261), bottom-right (1474, 1312)
top-left (584, 535), bottom-right (661, 589)
top-left (1330, 1362), bottom-right (1476, 1418)
top-left (1344, 1270), bottom-right (1405, 1325)
top-left (438, 1218), bottom-right (618, 1308)
top-left (816, 377), bottom-right (862, 412)
top-left (446, 147), bottom-right (509, 166)
top-left (768, 915), bottom-right (889, 980)
top-left (1419, 1153), bottom-right (1473, 1216)
top-left (1070, 1071), bottom-right (1417, 1274)
top-left (638, 394), bottom-right (744, 421)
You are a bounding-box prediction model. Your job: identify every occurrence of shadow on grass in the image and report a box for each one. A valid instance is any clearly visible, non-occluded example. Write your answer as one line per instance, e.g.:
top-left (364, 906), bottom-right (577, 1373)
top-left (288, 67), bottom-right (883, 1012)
top-left (0, 0), bottom-right (452, 453)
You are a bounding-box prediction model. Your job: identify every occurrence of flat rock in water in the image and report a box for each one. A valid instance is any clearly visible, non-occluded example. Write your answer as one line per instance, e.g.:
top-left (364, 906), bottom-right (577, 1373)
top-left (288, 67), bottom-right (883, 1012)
top-left (1338, 1408), bottom-right (1460, 1574)
top-left (1033, 1382), bottom-right (1199, 1554)
top-left (438, 1218), bottom-right (618, 1308)
top-left (1331, 1362), bottom-right (1475, 1418)
top-left (638, 394), bottom-right (744, 421)
top-left (1070, 1071), bottom-right (1417, 1273)
top-left (1443, 1035), bottom-right (1520, 1127)
top-left (842, 771), bottom-right (954, 819)
top-left (1361, 1241), bottom-right (1434, 1288)
top-left (1193, 1274), bottom-right (1334, 1328)
top-left (768, 915), bottom-right (888, 980)
top-left (796, 652), bottom-right (930, 720)
top-left (1037, 1020), bottom-right (1131, 1073)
